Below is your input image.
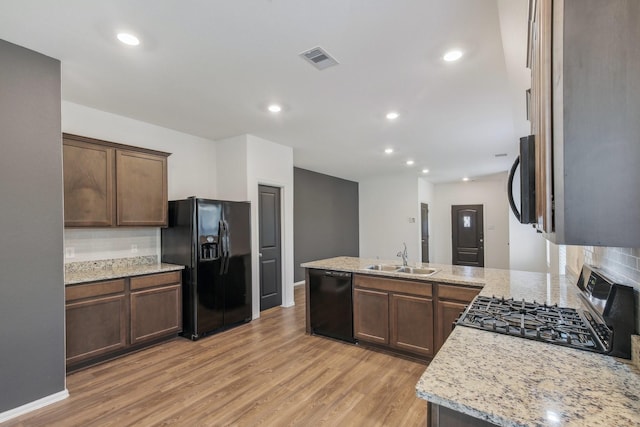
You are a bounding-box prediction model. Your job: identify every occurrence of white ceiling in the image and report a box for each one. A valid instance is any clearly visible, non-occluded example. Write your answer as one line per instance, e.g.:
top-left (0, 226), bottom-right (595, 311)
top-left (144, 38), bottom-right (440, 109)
top-left (0, 0), bottom-right (530, 183)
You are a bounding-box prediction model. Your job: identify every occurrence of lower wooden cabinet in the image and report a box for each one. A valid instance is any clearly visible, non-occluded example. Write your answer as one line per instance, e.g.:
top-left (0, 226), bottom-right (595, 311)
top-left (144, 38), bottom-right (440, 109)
top-left (66, 293), bottom-right (127, 365)
top-left (65, 271), bottom-right (182, 369)
top-left (130, 272), bottom-right (182, 345)
top-left (390, 293), bottom-right (434, 357)
top-left (354, 288), bottom-right (389, 345)
top-left (435, 284), bottom-right (480, 352)
top-left (352, 274), bottom-right (480, 359)
top-left (354, 274), bottom-right (434, 358)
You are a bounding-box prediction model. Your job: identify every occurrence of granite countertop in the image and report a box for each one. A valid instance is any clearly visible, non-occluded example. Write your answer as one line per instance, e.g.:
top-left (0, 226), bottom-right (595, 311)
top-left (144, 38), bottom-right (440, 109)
top-left (65, 256), bottom-right (184, 285)
top-left (302, 257), bottom-right (640, 426)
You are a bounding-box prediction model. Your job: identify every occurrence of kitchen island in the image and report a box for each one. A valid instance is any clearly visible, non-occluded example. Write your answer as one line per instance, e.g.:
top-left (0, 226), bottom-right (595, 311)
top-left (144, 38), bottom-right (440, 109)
top-left (302, 257), bottom-right (640, 427)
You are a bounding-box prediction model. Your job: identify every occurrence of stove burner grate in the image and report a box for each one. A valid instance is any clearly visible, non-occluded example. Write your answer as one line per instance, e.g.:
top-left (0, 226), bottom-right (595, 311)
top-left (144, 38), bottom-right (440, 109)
top-left (456, 295), bottom-right (606, 353)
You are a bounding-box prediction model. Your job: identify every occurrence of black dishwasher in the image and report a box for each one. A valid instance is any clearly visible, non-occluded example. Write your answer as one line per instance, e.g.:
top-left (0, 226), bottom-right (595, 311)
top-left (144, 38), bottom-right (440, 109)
top-left (309, 269), bottom-right (355, 343)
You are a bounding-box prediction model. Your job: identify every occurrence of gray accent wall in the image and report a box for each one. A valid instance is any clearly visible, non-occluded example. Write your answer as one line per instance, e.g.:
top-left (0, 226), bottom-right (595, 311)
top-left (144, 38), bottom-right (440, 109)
top-left (0, 40), bottom-right (65, 412)
top-left (294, 168), bottom-right (359, 282)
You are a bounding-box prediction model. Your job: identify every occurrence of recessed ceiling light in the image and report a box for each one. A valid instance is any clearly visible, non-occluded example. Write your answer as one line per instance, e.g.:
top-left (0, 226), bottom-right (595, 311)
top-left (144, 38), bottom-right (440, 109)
top-left (462, 177), bottom-right (470, 182)
top-left (406, 160), bottom-right (415, 166)
top-left (384, 148), bottom-right (394, 154)
top-left (117, 33), bottom-right (140, 46)
top-left (267, 104), bottom-right (282, 113)
top-left (422, 169), bottom-right (429, 174)
top-left (443, 50), bottom-right (463, 62)
top-left (386, 112), bottom-right (399, 120)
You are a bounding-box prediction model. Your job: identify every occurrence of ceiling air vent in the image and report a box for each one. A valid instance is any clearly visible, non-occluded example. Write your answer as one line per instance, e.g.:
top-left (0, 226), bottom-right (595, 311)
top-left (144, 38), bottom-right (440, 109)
top-left (299, 46), bottom-right (339, 70)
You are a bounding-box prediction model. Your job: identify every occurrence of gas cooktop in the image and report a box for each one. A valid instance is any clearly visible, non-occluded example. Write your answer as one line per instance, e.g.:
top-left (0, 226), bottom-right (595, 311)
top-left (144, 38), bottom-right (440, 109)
top-left (457, 295), bottom-right (607, 353)
top-left (456, 266), bottom-right (636, 358)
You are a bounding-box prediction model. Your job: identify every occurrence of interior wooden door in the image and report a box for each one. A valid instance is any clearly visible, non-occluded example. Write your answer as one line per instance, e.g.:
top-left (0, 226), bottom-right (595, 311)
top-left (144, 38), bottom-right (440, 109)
top-left (421, 203), bottom-right (430, 263)
top-left (258, 185), bottom-right (282, 310)
top-left (451, 205), bottom-right (484, 267)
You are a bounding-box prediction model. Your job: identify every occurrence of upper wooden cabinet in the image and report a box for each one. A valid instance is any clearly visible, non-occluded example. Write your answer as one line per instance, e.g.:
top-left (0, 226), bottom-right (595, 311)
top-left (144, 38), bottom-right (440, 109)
top-left (116, 150), bottom-right (168, 226)
top-left (63, 133), bottom-right (170, 228)
top-left (63, 139), bottom-right (116, 227)
top-left (528, 0), bottom-right (640, 246)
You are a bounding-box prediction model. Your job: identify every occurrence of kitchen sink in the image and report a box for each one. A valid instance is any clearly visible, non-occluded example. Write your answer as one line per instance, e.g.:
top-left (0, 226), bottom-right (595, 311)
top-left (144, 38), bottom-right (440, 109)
top-left (395, 266), bottom-right (438, 276)
top-left (365, 264), bottom-right (438, 276)
top-left (366, 264), bottom-right (402, 272)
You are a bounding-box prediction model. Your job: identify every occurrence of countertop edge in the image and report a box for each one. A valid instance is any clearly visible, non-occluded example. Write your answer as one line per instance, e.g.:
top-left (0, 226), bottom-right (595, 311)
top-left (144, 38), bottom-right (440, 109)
top-left (64, 263), bottom-right (185, 285)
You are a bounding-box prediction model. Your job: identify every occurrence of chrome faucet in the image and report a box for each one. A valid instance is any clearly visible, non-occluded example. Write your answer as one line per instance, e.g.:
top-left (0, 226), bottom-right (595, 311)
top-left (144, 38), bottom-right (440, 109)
top-left (397, 242), bottom-right (408, 266)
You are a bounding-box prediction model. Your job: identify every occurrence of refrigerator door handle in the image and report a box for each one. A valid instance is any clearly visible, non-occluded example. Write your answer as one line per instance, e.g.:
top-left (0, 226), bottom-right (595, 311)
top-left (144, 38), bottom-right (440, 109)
top-left (219, 220), bottom-right (226, 275)
top-left (223, 220), bottom-right (231, 274)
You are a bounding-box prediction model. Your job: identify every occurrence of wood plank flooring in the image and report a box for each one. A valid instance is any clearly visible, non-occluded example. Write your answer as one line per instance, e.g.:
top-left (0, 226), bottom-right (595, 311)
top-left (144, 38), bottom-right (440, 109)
top-left (6, 286), bottom-right (428, 426)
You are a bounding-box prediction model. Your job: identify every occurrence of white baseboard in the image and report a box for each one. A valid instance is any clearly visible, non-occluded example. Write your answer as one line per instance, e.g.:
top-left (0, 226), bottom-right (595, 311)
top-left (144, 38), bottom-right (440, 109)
top-left (0, 389), bottom-right (69, 423)
top-left (293, 280), bottom-right (305, 287)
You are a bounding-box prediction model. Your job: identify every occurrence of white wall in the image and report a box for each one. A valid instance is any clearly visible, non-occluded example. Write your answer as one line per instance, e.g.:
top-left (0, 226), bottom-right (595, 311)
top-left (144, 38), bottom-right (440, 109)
top-left (507, 167), bottom-right (548, 272)
top-left (431, 173), bottom-right (510, 269)
top-left (215, 135), bottom-right (248, 201)
top-left (246, 135), bottom-right (295, 314)
top-left (61, 101), bottom-right (217, 262)
top-left (359, 174), bottom-right (421, 263)
top-left (214, 134), bottom-right (295, 319)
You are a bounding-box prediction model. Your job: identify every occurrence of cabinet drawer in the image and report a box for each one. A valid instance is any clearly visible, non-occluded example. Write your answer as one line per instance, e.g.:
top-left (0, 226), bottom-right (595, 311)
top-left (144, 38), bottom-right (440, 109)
top-left (130, 271), bottom-right (181, 290)
top-left (437, 284), bottom-right (480, 303)
top-left (65, 279), bottom-right (126, 302)
top-left (354, 274), bottom-right (432, 297)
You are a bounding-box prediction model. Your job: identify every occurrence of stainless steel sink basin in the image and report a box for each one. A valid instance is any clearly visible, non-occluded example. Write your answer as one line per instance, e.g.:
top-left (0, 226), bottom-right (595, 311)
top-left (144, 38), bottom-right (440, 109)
top-left (365, 264), bottom-right (438, 276)
top-left (366, 264), bottom-right (402, 272)
top-left (395, 266), bottom-right (438, 276)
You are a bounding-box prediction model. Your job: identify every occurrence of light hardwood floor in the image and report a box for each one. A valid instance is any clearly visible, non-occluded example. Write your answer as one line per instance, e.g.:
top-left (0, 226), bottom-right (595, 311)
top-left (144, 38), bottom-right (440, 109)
top-left (6, 286), bottom-right (428, 426)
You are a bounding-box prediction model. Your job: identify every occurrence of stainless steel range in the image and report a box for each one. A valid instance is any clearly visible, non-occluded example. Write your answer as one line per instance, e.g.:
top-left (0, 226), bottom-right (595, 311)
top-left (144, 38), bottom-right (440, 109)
top-left (456, 265), bottom-right (637, 359)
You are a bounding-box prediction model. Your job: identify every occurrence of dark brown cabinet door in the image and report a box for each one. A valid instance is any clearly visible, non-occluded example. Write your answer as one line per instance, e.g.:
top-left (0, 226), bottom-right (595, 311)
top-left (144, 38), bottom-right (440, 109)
top-left (435, 284), bottom-right (480, 352)
top-left (353, 287), bottom-right (389, 345)
top-left (65, 294), bottom-right (127, 365)
top-left (130, 284), bottom-right (182, 345)
top-left (116, 150), bottom-right (168, 226)
top-left (63, 139), bottom-right (115, 227)
top-left (436, 300), bottom-right (467, 352)
top-left (390, 293), bottom-right (434, 357)
top-left (451, 204), bottom-right (484, 267)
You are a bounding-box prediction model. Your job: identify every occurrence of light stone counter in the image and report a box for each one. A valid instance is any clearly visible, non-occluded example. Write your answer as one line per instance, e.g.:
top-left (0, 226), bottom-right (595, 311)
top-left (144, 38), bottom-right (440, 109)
top-left (65, 256), bottom-right (184, 285)
top-left (302, 257), bottom-right (640, 426)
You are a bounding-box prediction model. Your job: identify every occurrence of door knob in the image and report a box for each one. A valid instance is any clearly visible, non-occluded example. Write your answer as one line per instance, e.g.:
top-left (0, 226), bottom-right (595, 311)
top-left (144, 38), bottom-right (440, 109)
top-left (259, 253), bottom-right (263, 257)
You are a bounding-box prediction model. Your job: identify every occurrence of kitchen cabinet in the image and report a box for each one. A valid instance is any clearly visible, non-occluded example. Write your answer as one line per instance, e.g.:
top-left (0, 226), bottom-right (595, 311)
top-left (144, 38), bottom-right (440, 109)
top-left (65, 279), bottom-right (127, 366)
top-left (65, 271), bottom-right (182, 370)
top-left (130, 272), bottom-right (182, 345)
top-left (434, 284), bottom-right (480, 353)
top-left (354, 274), bottom-right (434, 358)
top-left (116, 149), bottom-right (168, 226)
top-left (429, 402), bottom-right (496, 427)
top-left (527, 0), bottom-right (640, 246)
top-left (63, 133), bottom-right (170, 228)
top-left (62, 139), bottom-right (115, 227)
top-left (353, 287), bottom-right (389, 345)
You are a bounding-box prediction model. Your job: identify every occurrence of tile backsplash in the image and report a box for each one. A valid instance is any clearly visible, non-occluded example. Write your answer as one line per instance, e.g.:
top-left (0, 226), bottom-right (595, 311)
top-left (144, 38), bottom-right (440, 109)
top-left (64, 228), bottom-right (160, 263)
top-left (582, 246), bottom-right (640, 288)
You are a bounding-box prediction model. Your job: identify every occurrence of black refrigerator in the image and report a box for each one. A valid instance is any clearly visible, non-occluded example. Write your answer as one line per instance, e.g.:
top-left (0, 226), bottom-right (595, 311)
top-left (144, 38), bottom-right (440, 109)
top-left (161, 197), bottom-right (252, 340)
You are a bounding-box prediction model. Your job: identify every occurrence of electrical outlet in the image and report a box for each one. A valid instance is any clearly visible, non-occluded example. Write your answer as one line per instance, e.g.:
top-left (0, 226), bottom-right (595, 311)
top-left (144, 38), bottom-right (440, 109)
top-left (65, 247), bottom-right (75, 258)
top-left (408, 217), bottom-right (416, 223)
top-left (131, 244), bottom-right (138, 254)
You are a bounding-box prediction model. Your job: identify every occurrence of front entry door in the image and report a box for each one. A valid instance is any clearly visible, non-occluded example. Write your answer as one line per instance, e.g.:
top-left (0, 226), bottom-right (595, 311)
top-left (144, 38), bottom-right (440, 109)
top-left (421, 203), bottom-right (430, 263)
top-left (258, 185), bottom-right (282, 310)
top-left (451, 205), bottom-right (484, 267)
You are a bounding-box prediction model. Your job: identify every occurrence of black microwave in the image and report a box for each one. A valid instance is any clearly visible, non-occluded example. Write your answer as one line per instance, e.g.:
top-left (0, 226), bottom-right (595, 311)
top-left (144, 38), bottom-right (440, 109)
top-left (508, 135), bottom-right (536, 224)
